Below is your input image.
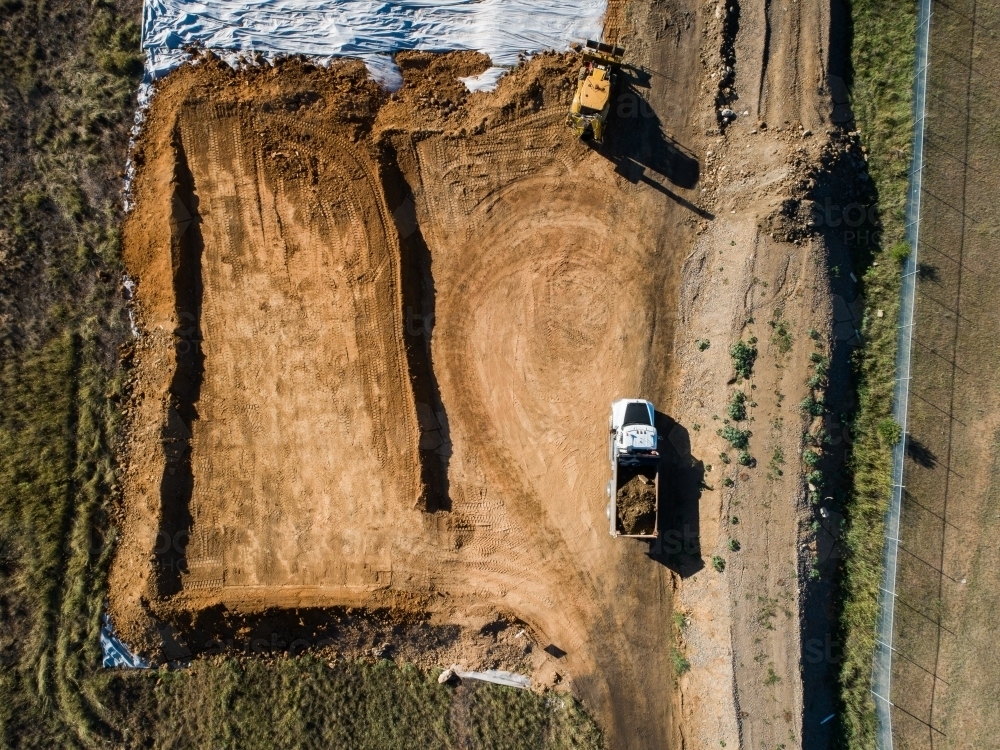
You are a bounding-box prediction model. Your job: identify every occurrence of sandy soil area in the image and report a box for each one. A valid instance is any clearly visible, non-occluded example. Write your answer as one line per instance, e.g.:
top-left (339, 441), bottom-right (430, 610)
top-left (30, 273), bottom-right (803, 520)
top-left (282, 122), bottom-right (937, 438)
top-left (109, 0), bottom-right (846, 746)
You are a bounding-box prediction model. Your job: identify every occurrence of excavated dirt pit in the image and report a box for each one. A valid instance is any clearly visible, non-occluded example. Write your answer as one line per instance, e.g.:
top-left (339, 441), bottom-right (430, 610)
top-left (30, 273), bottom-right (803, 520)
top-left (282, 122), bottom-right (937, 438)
top-left (109, 0), bottom-right (853, 739)
top-left (111, 45), bottom-right (698, 743)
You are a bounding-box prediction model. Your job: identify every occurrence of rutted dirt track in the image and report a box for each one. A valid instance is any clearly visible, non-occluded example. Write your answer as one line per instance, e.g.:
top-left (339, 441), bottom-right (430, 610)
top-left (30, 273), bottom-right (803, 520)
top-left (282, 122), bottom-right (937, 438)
top-left (110, 0), bottom-right (844, 746)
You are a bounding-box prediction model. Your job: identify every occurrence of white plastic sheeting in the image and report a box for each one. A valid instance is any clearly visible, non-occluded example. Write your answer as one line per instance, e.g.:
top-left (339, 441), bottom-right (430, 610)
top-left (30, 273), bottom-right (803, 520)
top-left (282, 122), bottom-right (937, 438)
top-left (455, 667), bottom-right (532, 690)
top-left (142, 0), bottom-right (607, 90)
top-left (101, 614), bottom-right (149, 669)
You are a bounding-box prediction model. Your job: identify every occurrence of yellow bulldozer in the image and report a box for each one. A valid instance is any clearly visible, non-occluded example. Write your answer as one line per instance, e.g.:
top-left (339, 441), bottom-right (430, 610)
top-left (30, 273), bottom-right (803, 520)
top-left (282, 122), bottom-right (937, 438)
top-left (566, 40), bottom-right (626, 144)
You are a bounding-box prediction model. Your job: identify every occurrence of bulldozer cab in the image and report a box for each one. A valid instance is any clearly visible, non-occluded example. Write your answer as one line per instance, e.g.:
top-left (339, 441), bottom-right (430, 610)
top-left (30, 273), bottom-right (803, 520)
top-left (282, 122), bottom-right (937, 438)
top-left (579, 68), bottom-right (611, 112)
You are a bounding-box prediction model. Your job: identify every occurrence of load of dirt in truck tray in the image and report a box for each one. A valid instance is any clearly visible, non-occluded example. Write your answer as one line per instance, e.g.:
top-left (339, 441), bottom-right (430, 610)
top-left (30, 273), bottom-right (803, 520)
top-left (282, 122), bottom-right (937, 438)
top-left (617, 475), bottom-right (656, 535)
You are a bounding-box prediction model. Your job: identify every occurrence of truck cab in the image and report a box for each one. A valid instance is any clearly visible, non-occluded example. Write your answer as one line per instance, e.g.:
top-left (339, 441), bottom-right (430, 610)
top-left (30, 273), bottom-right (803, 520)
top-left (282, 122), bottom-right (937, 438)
top-left (609, 399), bottom-right (658, 465)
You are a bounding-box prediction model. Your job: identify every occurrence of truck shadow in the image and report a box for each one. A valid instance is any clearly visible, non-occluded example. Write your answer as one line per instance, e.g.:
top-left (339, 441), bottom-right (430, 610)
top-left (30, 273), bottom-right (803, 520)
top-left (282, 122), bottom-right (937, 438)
top-left (648, 413), bottom-right (704, 577)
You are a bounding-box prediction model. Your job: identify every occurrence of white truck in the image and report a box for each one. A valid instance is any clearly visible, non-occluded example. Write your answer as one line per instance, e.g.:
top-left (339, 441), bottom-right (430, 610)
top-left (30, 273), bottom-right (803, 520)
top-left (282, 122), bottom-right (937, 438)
top-left (606, 398), bottom-right (660, 539)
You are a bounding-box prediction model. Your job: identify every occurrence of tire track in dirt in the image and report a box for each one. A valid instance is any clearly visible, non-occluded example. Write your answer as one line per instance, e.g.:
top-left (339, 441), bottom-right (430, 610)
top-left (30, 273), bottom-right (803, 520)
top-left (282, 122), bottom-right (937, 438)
top-left (735, 0), bottom-right (829, 129)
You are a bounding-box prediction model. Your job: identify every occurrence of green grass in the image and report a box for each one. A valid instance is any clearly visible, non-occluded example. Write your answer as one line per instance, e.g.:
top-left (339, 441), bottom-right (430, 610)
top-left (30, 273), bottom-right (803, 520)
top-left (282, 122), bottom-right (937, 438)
top-left (836, 0), bottom-right (919, 744)
top-left (0, 0), bottom-right (140, 738)
top-left (83, 659), bottom-right (603, 750)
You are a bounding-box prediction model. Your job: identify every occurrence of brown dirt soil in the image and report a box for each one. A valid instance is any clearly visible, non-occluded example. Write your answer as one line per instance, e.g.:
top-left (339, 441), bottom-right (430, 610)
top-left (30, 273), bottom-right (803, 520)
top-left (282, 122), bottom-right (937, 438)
top-left (662, 0), bottom-right (846, 746)
top-left (617, 474), bottom-right (657, 535)
top-left (110, 0), bottom-right (844, 745)
top-left (112, 27), bottom-right (702, 746)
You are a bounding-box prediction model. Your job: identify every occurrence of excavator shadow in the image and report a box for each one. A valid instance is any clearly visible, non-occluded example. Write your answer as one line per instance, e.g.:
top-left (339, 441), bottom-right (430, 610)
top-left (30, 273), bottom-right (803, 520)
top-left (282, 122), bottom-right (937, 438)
top-left (590, 78), bottom-right (711, 219)
top-left (648, 412), bottom-right (705, 577)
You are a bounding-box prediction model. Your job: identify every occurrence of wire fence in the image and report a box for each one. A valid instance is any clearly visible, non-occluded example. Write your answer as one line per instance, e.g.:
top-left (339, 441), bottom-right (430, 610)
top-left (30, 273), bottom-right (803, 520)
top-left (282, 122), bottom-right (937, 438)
top-left (871, 1), bottom-right (934, 747)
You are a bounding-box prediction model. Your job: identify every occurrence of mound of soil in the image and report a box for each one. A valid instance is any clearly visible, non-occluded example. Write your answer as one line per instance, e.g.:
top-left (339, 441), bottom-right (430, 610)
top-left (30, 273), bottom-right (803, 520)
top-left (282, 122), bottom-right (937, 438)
top-left (617, 474), bottom-right (656, 535)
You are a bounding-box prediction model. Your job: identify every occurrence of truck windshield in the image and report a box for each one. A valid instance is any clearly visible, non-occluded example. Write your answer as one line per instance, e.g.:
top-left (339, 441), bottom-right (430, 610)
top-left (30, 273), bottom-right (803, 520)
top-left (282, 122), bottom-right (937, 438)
top-left (623, 403), bottom-right (651, 426)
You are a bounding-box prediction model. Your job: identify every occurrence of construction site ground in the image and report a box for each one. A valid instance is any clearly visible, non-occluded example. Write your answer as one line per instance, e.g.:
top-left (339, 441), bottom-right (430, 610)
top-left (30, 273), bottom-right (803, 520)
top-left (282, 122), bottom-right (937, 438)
top-left (890, 0), bottom-right (1000, 746)
top-left (110, 0), bottom-right (855, 746)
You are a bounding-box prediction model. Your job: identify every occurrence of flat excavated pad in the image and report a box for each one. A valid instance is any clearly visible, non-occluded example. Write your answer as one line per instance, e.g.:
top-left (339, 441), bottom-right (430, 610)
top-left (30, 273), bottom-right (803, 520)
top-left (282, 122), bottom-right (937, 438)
top-left (112, 48), bottom-right (702, 749)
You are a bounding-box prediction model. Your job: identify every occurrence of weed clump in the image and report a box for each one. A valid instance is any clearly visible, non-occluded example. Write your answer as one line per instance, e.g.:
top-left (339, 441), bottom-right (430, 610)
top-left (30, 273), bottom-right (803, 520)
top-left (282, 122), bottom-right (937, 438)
top-left (767, 447), bottom-right (785, 479)
top-left (877, 418), bottom-right (902, 445)
top-left (727, 391), bottom-right (747, 421)
top-left (718, 425), bottom-right (751, 449)
top-left (672, 649), bottom-right (691, 677)
top-left (730, 338), bottom-right (758, 380)
top-left (770, 318), bottom-right (793, 353)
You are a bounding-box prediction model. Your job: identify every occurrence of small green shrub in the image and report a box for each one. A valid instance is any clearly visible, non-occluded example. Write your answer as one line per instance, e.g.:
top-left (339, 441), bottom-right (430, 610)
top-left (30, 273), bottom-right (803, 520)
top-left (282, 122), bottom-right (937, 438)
top-left (803, 449), bottom-right (821, 467)
top-left (800, 395), bottom-right (825, 417)
top-left (730, 339), bottom-right (758, 380)
top-left (718, 425), bottom-right (751, 449)
top-left (877, 418), bottom-right (902, 445)
top-left (890, 241), bottom-right (910, 265)
top-left (737, 450), bottom-right (753, 466)
top-left (722, 476), bottom-right (734, 487)
top-left (727, 391), bottom-right (747, 421)
top-left (697, 339), bottom-right (711, 351)
top-left (712, 556), bottom-right (726, 572)
top-left (728, 538), bottom-right (740, 551)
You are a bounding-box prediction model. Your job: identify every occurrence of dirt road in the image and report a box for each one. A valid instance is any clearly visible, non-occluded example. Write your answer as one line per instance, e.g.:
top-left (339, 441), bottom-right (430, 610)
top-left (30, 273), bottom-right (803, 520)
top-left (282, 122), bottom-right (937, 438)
top-left (110, 0), bottom-right (843, 746)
